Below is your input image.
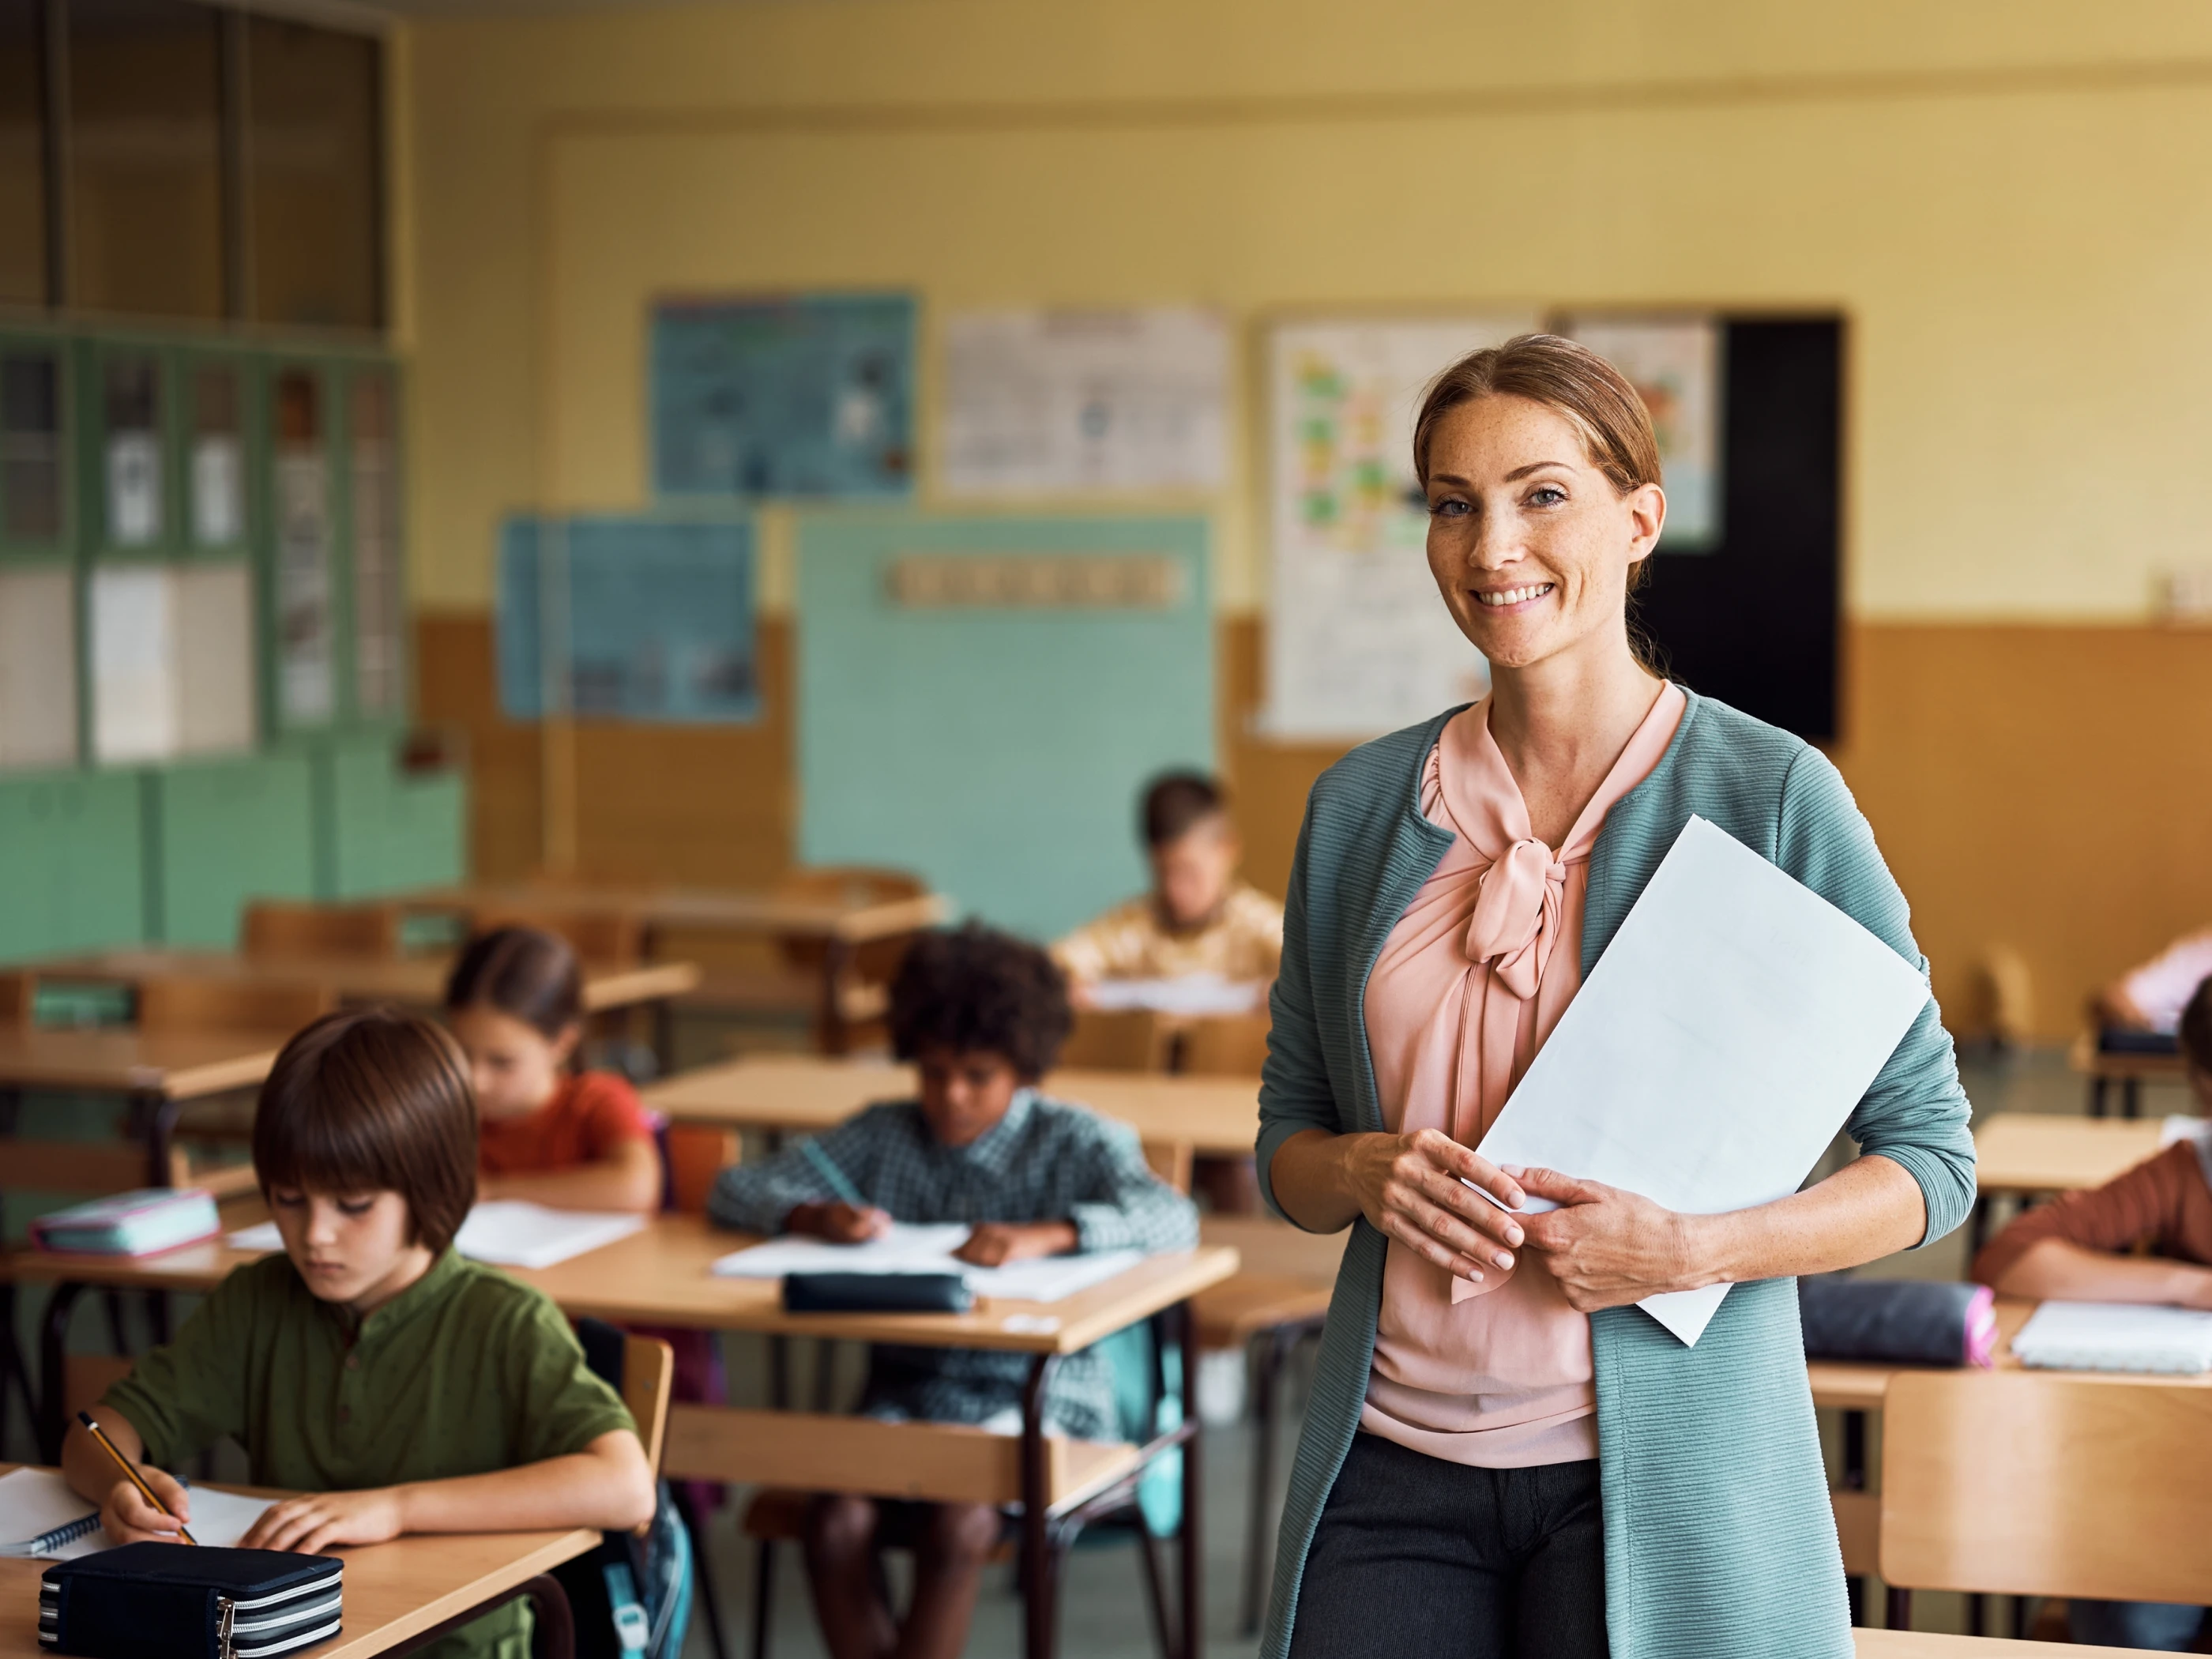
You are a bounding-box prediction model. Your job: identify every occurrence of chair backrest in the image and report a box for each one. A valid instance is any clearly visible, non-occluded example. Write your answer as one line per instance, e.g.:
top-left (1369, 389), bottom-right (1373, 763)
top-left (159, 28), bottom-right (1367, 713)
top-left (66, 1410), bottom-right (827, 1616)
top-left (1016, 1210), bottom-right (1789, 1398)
top-left (1880, 1368), bottom-right (2212, 1604)
top-left (1058, 1007), bottom-right (1168, 1073)
top-left (136, 977), bottom-right (334, 1036)
top-left (661, 1124), bottom-right (737, 1216)
top-left (1176, 1012), bottom-right (1271, 1077)
top-left (243, 900), bottom-right (401, 959)
top-left (1141, 1138), bottom-right (1194, 1194)
top-left (473, 908), bottom-right (643, 968)
top-left (622, 1334), bottom-right (675, 1481)
top-left (0, 972), bottom-right (33, 1025)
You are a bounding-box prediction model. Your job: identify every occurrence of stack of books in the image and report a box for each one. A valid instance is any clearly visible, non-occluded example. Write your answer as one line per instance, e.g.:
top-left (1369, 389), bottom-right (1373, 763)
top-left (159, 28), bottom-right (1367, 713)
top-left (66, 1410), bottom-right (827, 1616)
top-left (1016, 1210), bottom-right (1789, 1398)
top-left (29, 1190), bottom-right (221, 1256)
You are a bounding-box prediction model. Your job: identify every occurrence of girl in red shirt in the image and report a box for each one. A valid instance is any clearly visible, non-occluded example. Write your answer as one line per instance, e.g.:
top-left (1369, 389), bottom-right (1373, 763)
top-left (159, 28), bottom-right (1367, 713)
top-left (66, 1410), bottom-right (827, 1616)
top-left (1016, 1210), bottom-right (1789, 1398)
top-left (445, 926), bottom-right (663, 1213)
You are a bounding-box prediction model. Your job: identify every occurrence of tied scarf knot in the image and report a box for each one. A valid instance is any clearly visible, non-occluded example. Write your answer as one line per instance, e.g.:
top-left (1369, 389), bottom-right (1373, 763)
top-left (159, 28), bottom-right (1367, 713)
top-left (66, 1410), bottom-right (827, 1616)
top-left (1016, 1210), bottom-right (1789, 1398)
top-left (1463, 837), bottom-right (1566, 999)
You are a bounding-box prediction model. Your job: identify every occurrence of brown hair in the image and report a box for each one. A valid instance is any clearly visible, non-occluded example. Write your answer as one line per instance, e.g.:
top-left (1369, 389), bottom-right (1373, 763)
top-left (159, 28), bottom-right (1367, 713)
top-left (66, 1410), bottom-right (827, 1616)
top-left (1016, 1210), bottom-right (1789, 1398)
top-left (444, 925), bottom-right (584, 1041)
top-left (253, 1006), bottom-right (478, 1255)
top-left (1141, 770), bottom-right (1226, 848)
top-left (1413, 332), bottom-right (1663, 496)
top-left (2181, 976), bottom-right (2212, 1077)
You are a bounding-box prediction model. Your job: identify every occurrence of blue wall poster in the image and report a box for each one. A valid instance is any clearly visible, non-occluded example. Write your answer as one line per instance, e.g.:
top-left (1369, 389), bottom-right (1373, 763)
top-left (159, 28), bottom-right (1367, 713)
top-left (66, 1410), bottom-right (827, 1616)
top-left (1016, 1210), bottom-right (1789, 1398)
top-left (497, 514), bottom-right (758, 722)
top-left (652, 293), bottom-right (916, 501)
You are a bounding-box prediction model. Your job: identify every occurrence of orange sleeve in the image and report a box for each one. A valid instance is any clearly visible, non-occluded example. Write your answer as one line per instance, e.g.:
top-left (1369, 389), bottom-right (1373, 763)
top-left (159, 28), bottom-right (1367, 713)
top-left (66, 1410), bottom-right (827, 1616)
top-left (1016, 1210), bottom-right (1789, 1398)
top-left (1973, 1141), bottom-right (2200, 1285)
top-left (570, 1071), bottom-right (656, 1161)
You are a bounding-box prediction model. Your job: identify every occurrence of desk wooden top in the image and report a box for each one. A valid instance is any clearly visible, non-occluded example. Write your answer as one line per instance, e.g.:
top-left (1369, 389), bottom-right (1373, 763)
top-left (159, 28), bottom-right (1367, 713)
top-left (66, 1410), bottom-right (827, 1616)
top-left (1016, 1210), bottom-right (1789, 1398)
top-left (1973, 1111), bottom-right (2172, 1195)
top-left (400, 883), bottom-right (951, 944)
top-left (0, 1468), bottom-right (595, 1659)
top-left (13, 1215), bottom-right (1240, 1356)
top-left (645, 1055), bottom-right (1262, 1156)
top-left (1856, 1631), bottom-right (2136, 1657)
top-left (27, 950), bottom-right (699, 1014)
top-left (2069, 1031), bottom-right (2190, 1081)
top-left (0, 1025), bottom-right (293, 1098)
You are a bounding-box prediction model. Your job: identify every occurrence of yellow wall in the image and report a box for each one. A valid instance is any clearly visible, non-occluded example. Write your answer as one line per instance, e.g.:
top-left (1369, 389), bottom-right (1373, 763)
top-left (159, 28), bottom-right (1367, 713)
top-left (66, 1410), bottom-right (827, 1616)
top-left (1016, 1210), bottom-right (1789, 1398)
top-left (400, 0), bottom-right (2212, 1037)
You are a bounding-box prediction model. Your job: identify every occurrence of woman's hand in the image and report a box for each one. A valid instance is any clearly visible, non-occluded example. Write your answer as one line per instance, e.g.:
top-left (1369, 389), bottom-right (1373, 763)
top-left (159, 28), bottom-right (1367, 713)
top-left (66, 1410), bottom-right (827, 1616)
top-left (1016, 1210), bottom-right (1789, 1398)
top-left (788, 1202), bottom-right (893, 1243)
top-left (955, 1221), bottom-right (1078, 1266)
top-left (97, 1466), bottom-right (191, 1545)
top-left (1513, 1167), bottom-right (1699, 1311)
top-left (1341, 1128), bottom-right (1529, 1283)
top-left (242, 1488), bottom-right (406, 1554)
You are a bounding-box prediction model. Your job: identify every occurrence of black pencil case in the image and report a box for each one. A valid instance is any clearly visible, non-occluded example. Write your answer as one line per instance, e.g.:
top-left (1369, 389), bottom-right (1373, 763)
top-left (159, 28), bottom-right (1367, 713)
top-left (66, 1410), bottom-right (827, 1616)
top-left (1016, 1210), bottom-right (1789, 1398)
top-left (1798, 1275), bottom-right (1996, 1367)
top-left (782, 1272), bottom-right (974, 1313)
top-left (2097, 1026), bottom-right (2181, 1056)
top-left (40, 1542), bottom-right (343, 1659)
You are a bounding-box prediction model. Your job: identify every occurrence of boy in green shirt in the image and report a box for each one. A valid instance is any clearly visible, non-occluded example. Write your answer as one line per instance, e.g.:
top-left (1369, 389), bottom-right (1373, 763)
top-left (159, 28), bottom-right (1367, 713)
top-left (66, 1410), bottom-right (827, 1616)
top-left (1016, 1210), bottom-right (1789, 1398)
top-left (62, 1006), bottom-right (654, 1658)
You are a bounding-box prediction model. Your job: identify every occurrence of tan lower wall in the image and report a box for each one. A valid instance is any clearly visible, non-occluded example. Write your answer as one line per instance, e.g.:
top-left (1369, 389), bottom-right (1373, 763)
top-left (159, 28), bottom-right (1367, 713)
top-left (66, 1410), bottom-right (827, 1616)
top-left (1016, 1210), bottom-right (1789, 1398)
top-left (416, 614), bottom-right (2212, 1043)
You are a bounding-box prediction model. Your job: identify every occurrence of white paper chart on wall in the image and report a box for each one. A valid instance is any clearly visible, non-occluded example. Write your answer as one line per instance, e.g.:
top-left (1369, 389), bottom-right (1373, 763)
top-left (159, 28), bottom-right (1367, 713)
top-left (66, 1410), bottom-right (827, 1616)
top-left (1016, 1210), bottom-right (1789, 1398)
top-left (939, 308), bottom-right (1229, 496)
top-left (1262, 314), bottom-right (1537, 741)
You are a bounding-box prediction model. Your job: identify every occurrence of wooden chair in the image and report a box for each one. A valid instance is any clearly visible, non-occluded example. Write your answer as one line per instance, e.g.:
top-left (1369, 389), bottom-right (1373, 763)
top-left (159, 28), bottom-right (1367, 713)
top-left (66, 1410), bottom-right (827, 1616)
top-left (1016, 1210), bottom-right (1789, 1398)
top-left (773, 866), bottom-right (930, 1054)
top-left (1141, 1137), bottom-right (1194, 1194)
top-left (662, 1125), bottom-right (739, 1218)
top-left (0, 971), bottom-right (33, 1025)
top-left (620, 1334), bottom-right (676, 1491)
top-left (135, 978), bottom-right (333, 1036)
top-left (241, 900), bottom-right (402, 959)
top-left (1879, 1368), bottom-right (2212, 1628)
top-left (1059, 1008), bottom-right (1170, 1073)
top-left (1175, 1012), bottom-right (1271, 1078)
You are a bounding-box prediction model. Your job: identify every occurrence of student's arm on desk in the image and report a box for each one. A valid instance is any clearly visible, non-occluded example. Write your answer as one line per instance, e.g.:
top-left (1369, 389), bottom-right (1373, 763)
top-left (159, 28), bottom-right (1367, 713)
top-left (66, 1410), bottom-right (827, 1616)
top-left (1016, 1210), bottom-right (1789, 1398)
top-left (237, 1431), bottom-right (653, 1554)
top-left (480, 1136), bottom-right (663, 1213)
top-left (1975, 1142), bottom-right (2212, 1307)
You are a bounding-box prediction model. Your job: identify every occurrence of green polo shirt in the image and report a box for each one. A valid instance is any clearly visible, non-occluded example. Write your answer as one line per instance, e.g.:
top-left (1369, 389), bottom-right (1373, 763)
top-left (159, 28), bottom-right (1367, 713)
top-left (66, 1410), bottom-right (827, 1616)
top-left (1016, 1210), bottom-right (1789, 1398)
top-left (102, 1247), bottom-right (636, 1659)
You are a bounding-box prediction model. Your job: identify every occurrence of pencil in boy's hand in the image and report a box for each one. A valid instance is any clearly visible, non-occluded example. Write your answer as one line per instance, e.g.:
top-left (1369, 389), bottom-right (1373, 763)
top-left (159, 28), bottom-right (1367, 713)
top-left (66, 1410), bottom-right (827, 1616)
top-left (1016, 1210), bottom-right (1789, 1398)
top-left (77, 1411), bottom-right (196, 1544)
top-left (800, 1138), bottom-right (868, 1209)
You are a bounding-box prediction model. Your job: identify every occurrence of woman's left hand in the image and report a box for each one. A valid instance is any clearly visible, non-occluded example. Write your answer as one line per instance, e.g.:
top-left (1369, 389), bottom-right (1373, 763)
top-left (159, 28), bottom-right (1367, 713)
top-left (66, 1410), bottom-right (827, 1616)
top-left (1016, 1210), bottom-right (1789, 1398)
top-left (241, 1487), bottom-right (407, 1554)
top-left (1511, 1167), bottom-right (1704, 1311)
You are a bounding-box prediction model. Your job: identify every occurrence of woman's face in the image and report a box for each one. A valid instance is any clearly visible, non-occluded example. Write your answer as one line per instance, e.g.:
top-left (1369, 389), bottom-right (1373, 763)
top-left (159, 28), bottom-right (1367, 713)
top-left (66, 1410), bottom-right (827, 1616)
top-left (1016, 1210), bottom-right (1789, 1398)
top-left (1421, 394), bottom-right (1663, 674)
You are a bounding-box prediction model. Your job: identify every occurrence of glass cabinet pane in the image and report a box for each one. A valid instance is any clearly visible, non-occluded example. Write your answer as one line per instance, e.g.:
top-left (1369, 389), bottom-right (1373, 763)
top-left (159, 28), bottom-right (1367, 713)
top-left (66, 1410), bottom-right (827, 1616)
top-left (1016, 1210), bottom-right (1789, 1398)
top-left (0, 0), bottom-right (44, 307)
top-left (102, 355), bottom-right (163, 546)
top-left (0, 350), bottom-right (62, 543)
top-left (273, 368), bottom-right (333, 726)
top-left (69, 0), bottom-right (224, 319)
top-left (349, 373), bottom-right (400, 715)
top-left (190, 364), bottom-right (243, 547)
top-left (248, 17), bottom-right (379, 330)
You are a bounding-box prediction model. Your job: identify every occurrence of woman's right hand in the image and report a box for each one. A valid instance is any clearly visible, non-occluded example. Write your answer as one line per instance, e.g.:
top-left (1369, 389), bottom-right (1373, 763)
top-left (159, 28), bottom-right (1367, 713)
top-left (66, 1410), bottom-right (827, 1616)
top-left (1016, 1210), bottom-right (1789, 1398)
top-left (100, 1465), bottom-right (191, 1545)
top-left (1340, 1129), bottom-right (1529, 1282)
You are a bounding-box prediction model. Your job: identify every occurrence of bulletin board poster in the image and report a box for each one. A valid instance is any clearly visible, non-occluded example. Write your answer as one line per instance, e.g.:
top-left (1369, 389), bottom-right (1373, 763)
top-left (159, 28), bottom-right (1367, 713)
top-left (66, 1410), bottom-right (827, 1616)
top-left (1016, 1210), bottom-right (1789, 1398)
top-left (939, 308), bottom-right (1230, 495)
top-left (497, 515), bottom-right (758, 723)
top-left (651, 294), bottom-right (916, 501)
top-left (1564, 315), bottom-right (1723, 551)
top-left (1264, 314), bottom-right (1537, 741)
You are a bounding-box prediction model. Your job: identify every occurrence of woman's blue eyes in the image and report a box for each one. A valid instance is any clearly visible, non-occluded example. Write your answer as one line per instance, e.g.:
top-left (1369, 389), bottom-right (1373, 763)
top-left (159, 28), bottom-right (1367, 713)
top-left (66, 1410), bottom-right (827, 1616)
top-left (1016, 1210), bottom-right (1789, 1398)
top-left (1429, 485), bottom-right (1567, 517)
top-left (1528, 485), bottom-right (1567, 506)
top-left (1431, 499), bottom-right (1470, 518)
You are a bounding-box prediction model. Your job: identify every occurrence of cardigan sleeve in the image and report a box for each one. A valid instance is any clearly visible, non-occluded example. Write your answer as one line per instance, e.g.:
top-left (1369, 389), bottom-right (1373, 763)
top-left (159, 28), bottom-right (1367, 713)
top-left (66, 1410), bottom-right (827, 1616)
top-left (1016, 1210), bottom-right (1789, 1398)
top-left (1775, 745), bottom-right (1977, 1247)
top-left (1256, 796), bottom-right (1343, 1228)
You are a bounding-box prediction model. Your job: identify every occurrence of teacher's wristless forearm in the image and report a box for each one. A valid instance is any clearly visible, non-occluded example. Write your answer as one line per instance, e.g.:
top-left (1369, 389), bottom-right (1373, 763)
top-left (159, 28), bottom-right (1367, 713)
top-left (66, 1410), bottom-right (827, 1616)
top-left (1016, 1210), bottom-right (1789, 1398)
top-left (1672, 1153), bottom-right (1928, 1289)
top-left (1267, 1128), bottom-right (1378, 1233)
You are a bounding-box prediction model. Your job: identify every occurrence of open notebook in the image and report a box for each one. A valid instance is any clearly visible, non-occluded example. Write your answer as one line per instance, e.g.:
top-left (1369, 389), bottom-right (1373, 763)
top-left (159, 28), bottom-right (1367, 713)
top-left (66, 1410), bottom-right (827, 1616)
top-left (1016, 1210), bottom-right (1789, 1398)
top-left (0, 1468), bottom-right (274, 1559)
top-left (711, 1223), bottom-right (1143, 1303)
top-left (2011, 1300), bottom-right (2212, 1375)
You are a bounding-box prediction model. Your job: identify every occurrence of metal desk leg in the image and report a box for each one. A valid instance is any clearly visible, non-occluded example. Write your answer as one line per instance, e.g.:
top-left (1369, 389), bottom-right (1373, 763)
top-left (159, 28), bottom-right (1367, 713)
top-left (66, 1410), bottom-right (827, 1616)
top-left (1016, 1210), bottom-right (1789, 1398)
top-left (2090, 1076), bottom-right (2109, 1119)
top-left (2124, 1078), bottom-right (2142, 1120)
top-left (139, 1091), bottom-right (183, 1188)
top-left (1841, 1407), bottom-right (1867, 1626)
top-left (1020, 1352), bottom-right (1064, 1659)
top-left (1176, 1298), bottom-right (1203, 1659)
top-left (818, 940), bottom-right (855, 1057)
top-left (38, 1281), bottom-right (91, 1463)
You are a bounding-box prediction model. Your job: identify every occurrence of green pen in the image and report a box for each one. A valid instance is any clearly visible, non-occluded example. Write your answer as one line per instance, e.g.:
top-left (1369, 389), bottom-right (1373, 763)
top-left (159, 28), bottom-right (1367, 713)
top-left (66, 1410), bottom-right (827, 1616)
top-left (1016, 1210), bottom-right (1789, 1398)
top-left (799, 1138), bottom-right (867, 1209)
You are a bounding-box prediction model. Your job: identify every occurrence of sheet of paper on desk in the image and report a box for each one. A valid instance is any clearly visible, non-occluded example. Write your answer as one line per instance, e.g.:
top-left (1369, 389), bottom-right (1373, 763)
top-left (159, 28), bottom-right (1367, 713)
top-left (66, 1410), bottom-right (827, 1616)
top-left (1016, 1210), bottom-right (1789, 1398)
top-left (1473, 815), bottom-right (1930, 1347)
top-left (710, 1223), bottom-right (1143, 1303)
top-left (0, 1468), bottom-right (274, 1558)
top-left (228, 1202), bottom-right (645, 1270)
top-left (1083, 974), bottom-right (1265, 1016)
top-left (2013, 1300), bottom-right (2212, 1374)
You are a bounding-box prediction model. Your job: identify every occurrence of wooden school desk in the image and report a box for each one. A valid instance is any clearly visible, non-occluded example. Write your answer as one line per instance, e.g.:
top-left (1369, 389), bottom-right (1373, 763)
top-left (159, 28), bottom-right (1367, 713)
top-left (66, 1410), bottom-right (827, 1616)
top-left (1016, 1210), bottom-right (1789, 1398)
top-left (1967, 1112), bottom-right (2177, 1254)
top-left (645, 1053), bottom-right (1262, 1158)
top-left (2069, 1031), bottom-right (2190, 1119)
top-left (1856, 1632), bottom-right (2139, 1657)
top-left (13, 1217), bottom-right (1240, 1659)
top-left (0, 1467), bottom-right (597, 1659)
top-left (395, 882), bottom-right (951, 1054)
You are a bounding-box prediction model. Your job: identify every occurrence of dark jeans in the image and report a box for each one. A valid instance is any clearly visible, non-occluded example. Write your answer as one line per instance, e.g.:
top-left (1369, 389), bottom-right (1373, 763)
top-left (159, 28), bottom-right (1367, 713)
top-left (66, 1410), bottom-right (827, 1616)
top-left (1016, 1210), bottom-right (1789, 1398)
top-left (1289, 1433), bottom-right (1608, 1659)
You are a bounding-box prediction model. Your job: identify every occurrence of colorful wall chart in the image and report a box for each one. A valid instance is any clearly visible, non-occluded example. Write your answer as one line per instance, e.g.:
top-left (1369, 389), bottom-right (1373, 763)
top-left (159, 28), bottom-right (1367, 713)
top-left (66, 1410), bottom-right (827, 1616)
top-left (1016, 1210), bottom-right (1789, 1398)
top-left (1566, 315), bottom-right (1724, 551)
top-left (652, 294), bottom-right (915, 501)
top-left (939, 308), bottom-right (1229, 495)
top-left (1264, 314), bottom-right (1536, 740)
top-left (498, 515), bottom-right (758, 722)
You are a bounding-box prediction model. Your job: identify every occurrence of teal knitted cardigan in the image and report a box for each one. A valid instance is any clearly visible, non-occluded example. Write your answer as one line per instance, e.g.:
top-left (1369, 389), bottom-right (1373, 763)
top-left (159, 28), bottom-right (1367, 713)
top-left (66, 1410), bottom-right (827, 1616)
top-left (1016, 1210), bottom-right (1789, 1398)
top-left (1254, 689), bottom-right (1976, 1659)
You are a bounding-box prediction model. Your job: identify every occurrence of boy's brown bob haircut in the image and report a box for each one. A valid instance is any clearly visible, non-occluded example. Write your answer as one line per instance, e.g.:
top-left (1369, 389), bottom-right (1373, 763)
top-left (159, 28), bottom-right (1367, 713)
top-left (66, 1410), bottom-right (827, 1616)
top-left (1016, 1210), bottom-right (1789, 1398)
top-left (252, 1006), bottom-right (478, 1255)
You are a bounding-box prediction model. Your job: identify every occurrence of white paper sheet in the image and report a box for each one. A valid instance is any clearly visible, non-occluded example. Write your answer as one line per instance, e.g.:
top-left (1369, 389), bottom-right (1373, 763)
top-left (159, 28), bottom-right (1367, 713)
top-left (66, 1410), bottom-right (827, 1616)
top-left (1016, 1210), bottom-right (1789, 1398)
top-left (710, 1222), bottom-right (1143, 1303)
top-left (229, 1202), bottom-right (645, 1272)
top-left (1082, 974), bottom-right (1265, 1016)
top-left (1473, 815), bottom-right (1930, 1345)
top-left (2011, 1300), bottom-right (2212, 1375)
top-left (0, 1469), bottom-right (273, 1559)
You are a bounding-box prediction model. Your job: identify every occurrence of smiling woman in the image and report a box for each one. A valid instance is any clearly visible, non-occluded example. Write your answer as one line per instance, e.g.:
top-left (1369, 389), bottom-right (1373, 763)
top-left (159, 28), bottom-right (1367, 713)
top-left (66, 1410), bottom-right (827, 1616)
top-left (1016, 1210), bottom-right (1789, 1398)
top-left (1252, 336), bottom-right (1977, 1659)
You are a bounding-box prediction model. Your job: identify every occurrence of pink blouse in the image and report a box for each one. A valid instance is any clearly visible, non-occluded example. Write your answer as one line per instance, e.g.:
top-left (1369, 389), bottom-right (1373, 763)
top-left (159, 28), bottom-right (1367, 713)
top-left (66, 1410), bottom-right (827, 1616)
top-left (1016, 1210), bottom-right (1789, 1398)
top-left (1361, 683), bottom-right (1687, 1468)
